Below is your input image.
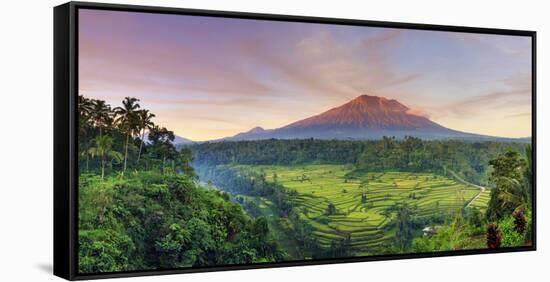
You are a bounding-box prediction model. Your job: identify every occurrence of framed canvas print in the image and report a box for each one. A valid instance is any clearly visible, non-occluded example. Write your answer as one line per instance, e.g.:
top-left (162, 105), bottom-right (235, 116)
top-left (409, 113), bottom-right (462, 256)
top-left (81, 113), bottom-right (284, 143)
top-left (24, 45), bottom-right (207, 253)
top-left (54, 1), bottom-right (536, 280)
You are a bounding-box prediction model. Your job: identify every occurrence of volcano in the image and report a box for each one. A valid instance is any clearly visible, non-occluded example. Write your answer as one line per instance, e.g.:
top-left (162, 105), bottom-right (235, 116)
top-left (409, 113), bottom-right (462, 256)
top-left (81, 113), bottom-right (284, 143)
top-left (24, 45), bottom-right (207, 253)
top-left (224, 95), bottom-right (523, 142)
top-left (284, 95), bottom-right (441, 131)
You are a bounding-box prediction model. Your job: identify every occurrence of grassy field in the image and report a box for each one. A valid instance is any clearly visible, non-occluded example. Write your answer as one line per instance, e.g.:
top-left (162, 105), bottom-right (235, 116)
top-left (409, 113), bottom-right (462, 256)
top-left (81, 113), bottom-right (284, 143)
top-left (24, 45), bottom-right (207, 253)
top-left (230, 164), bottom-right (489, 254)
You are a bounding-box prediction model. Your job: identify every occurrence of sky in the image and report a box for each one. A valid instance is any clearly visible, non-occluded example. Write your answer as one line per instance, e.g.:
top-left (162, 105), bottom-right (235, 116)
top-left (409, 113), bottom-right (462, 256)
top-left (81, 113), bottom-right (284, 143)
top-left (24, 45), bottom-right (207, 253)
top-left (79, 9), bottom-right (532, 141)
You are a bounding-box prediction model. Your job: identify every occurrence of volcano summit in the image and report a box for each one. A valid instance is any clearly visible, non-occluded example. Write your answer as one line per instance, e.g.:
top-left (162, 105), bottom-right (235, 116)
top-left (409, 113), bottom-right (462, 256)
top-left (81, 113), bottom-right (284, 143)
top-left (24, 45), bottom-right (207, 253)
top-left (225, 95), bottom-right (524, 142)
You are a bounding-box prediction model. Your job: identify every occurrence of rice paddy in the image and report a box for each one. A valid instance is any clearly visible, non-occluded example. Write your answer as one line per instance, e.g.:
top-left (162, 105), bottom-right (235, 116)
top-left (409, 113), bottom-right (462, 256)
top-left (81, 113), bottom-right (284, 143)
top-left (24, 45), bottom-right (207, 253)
top-left (231, 164), bottom-right (489, 253)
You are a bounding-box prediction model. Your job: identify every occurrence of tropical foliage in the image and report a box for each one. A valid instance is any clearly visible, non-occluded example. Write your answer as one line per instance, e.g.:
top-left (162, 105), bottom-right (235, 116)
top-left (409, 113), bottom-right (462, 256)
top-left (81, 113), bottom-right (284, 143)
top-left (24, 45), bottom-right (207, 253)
top-left (78, 95), bottom-right (286, 273)
top-left (78, 94), bottom-right (533, 273)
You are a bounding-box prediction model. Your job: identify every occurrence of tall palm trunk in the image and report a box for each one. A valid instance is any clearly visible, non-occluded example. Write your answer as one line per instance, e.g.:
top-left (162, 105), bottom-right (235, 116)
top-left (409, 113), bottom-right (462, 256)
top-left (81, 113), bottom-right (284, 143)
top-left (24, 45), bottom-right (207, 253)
top-left (137, 129), bottom-right (145, 162)
top-left (123, 132), bottom-right (129, 175)
top-left (162, 154), bottom-right (166, 174)
top-left (101, 154), bottom-right (106, 180)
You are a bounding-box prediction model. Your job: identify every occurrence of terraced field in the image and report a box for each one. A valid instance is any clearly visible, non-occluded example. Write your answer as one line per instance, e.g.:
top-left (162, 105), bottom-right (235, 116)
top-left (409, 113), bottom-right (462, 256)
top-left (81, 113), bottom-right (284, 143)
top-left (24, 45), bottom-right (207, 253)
top-left (468, 190), bottom-right (491, 212)
top-left (231, 164), bottom-right (488, 253)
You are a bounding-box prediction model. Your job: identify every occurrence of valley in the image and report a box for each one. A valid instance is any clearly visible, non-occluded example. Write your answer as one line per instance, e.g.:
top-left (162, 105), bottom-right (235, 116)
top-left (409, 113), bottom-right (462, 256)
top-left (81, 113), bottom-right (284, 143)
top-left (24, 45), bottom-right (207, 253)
top-left (200, 164), bottom-right (489, 257)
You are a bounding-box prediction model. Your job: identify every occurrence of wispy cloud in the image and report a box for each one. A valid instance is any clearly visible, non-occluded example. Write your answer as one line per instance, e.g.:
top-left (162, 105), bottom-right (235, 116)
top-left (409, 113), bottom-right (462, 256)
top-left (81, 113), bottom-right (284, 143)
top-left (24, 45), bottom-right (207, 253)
top-left (78, 9), bottom-right (532, 139)
top-left (451, 32), bottom-right (531, 57)
top-left (406, 107), bottom-right (431, 118)
top-left (443, 87), bottom-right (530, 116)
top-left (504, 112), bottom-right (531, 119)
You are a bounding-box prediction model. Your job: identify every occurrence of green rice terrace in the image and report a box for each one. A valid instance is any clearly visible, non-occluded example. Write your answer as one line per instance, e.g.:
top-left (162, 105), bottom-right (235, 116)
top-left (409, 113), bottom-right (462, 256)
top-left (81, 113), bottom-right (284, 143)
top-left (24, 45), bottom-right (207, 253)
top-left (228, 164), bottom-right (489, 254)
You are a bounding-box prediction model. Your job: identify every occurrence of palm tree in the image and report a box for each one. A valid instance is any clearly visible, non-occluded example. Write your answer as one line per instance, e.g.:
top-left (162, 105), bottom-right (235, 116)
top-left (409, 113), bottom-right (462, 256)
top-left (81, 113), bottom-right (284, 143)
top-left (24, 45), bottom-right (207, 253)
top-left (78, 95), bottom-right (95, 170)
top-left (78, 95), bottom-right (94, 138)
top-left (136, 109), bottom-right (155, 162)
top-left (113, 97), bottom-right (140, 175)
top-left (80, 139), bottom-right (94, 172)
top-left (78, 95), bottom-right (94, 117)
top-left (395, 203), bottom-right (413, 251)
top-left (497, 177), bottom-right (529, 213)
top-left (91, 99), bottom-right (112, 137)
top-left (88, 135), bottom-right (123, 180)
top-left (148, 125), bottom-right (175, 173)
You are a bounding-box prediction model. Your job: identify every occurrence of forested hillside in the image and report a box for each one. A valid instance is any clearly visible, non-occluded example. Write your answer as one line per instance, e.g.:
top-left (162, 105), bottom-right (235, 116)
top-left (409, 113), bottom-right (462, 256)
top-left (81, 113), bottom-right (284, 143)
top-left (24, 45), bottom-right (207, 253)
top-left (79, 172), bottom-right (285, 273)
top-left (190, 137), bottom-right (527, 185)
top-left (77, 95), bottom-right (285, 273)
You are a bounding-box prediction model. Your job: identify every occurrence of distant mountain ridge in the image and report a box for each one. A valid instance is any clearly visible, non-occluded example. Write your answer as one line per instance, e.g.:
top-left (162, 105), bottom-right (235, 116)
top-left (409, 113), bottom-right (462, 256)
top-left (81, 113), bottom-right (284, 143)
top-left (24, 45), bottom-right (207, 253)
top-left (221, 95), bottom-right (529, 142)
top-left (173, 135), bottom-right (194, 145)
top-left (143, 132), bottom-right (194, 145)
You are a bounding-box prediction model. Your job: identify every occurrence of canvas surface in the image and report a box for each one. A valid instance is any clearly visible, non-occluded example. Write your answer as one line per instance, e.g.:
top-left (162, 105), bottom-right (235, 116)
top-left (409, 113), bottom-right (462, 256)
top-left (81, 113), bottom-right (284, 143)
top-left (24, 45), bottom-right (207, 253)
top-left (76, 7), bottom-right (534, 275)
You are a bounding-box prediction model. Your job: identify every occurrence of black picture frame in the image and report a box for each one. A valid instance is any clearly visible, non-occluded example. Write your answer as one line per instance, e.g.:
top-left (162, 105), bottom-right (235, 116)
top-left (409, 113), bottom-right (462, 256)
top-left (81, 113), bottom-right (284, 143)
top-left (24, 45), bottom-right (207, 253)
top-left (54, 1), bottom-right (537, 280)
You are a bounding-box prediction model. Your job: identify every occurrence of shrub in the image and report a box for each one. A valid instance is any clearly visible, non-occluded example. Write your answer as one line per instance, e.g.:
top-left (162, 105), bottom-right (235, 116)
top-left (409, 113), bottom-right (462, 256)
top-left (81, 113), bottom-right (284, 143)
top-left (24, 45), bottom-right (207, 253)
top-left (512, 208), bottom-right (527, 233)
top-left (486, 223), bottom-right (501, 248)
top-left (499, 215), bottom-right (526, 247)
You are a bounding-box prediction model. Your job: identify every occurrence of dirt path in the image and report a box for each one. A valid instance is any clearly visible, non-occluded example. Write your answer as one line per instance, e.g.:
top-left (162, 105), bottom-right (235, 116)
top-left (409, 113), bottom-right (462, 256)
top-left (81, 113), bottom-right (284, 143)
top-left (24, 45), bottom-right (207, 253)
top-left (446, 168), bottom-right (486, 208)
